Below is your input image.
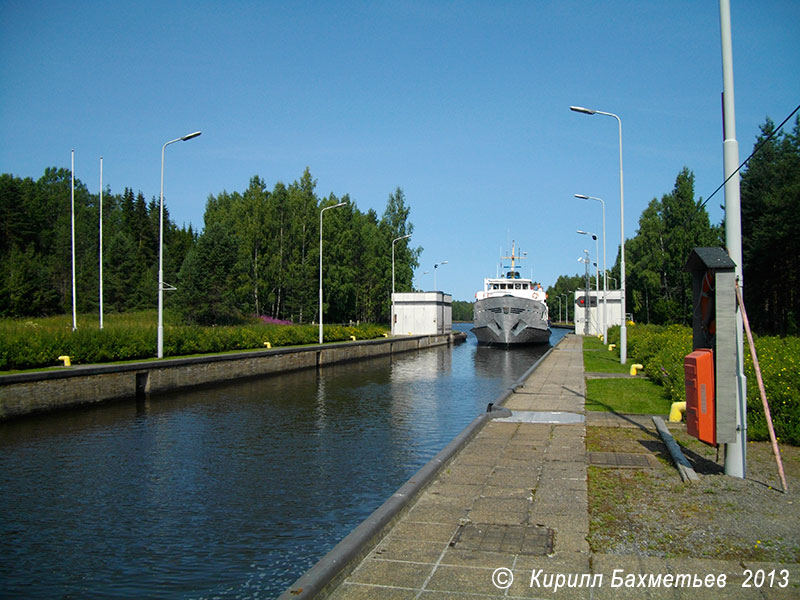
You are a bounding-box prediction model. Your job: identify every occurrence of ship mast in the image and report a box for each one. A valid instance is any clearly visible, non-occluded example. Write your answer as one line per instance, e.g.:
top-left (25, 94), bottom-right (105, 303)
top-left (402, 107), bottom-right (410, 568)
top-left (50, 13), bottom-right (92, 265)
top-left (501, 240), bottom-right (526, 277)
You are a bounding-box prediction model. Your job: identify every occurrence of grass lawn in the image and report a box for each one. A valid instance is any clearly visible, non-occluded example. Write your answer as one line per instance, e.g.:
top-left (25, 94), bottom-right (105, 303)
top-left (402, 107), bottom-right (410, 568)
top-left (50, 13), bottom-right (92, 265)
top-left (582, 335), bottom-right (629, 374)
top-left (585, 378), bottom-right (671, 415)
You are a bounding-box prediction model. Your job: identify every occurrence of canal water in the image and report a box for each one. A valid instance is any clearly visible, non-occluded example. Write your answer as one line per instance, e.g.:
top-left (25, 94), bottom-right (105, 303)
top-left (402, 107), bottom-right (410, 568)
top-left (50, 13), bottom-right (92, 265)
top-left (0, 324), bottom-right (568, 599)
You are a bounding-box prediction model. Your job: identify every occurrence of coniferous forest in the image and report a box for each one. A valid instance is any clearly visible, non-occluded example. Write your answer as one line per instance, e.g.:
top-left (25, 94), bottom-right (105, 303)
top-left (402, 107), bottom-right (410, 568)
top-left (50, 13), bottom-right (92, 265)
top-left (0, 167), bottom-right (420, 326)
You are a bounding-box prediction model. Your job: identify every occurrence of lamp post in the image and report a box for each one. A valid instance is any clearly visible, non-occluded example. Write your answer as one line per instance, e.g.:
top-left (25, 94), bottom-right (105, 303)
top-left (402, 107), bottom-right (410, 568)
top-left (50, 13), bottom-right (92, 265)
top-left (577, 229), bottom-right (600, 336)
top-left (720, 0), bottom-right (747, 478)
top-left (561, 293), bottom-right (569, 323)
top-left (575, 194), bottom-right (607, 343)
top-left (391, 234), bottom-right (412, 335)
top-left (99, 156), bottom-right (104, 329)
top-left (433, 261), bottom-right (448, 291)
top-left (578, 252), bottom-right (591, 335)
top-left (71, 150), bottom-right (77, 331)
top-left (570, 105), bottom-right (626, 363)
top-left (319, 201), bottom-right (347, 344)
top-left (158, 130), bottom-right (202, 359)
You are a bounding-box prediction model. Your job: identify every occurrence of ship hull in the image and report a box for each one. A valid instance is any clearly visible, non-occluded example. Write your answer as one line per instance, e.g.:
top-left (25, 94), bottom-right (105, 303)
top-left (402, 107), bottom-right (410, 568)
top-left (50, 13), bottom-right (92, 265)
top-left (471, 296), bottom-right (551, 346)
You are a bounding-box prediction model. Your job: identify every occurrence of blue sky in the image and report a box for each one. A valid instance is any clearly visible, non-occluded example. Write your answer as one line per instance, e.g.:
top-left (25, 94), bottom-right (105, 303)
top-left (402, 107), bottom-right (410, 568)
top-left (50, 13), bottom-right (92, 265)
top-left (2, 1), bottom-right (798, 302)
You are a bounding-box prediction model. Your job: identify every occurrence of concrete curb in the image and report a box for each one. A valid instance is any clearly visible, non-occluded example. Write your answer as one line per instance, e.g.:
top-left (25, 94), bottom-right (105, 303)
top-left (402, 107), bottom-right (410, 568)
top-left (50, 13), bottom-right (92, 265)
top-left (278, 334), bottom-right (569, 599)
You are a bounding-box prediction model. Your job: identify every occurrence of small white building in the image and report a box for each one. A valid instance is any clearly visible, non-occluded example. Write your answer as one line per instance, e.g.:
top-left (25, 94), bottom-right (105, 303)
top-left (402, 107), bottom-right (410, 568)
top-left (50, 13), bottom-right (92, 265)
top-left (392, 292), bottom-right (452, 335)
top-left (574, 289), bottom-right (624, 337)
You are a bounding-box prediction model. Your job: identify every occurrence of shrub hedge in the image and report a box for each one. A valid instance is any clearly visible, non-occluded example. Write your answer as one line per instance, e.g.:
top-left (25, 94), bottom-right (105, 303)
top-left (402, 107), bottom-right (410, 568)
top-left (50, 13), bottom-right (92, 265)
top-left (0, 312), bottom-right (389, 372)
top-left (607, 324), bottom-right (800, 445)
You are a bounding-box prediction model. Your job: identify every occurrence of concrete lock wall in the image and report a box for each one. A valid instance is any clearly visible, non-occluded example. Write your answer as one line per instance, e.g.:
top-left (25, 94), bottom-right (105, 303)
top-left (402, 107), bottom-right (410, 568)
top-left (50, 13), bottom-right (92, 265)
top-left (0, 333), bottom-right (462, 421)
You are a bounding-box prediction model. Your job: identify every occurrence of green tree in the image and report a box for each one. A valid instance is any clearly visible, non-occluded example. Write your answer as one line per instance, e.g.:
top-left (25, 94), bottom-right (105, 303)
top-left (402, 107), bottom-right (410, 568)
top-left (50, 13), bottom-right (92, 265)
top-left (741, 117), bottom-right (800, 334)
top-left (451, 300), bottom-right (474, 322)
top-left (546, 274), bottom-right (585, 323)
top-left (381, 187), bottom-right (421, 318)
top-left (176, 221), bottom-right (240, 325)
top-left (625, 168), bottom-right (721, 324)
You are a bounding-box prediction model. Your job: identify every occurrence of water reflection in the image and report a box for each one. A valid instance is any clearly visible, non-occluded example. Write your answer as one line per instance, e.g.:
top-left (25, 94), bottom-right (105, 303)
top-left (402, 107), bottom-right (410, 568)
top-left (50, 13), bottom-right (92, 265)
top-left (0, 325), bottom-right (566, 598)
top-left (473, 343), bottom-right (550, 380)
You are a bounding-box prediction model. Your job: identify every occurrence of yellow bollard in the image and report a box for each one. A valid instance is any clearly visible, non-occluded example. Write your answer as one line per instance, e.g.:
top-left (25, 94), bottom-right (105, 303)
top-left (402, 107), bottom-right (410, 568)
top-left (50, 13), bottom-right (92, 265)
top-left (669, 401), bottom-right (687, 422)
top-left (608, 344), bottom-right (616, 352)
top-left (263, 342), bottom-right (271, 349)
top-left (629, 363), bottom-right (644, 376)
top-left (58, 355), bottom-right (72, 367)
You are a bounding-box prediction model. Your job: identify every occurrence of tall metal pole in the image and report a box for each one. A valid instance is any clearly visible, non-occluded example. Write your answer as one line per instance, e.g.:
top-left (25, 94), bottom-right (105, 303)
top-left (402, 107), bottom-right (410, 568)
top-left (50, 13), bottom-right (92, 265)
top-left (576, 194), bottom-right (607, 343)
top-left (99, 157), bottom-right (104, 329)
top-left (593, 236), bottom-right (600, 302)
top-left (158, 131), bottom-right (202, 358)
top-left (391, 234), bottom-right (411, 336)
top-left (583, 250), bottom-right (590, 335)
top-left (720, 0), bottom-right (747, 478)
top-left (578, 230), bottom-right (600, 334)
top-left (570, 106), bottom-right (626, 362)
top-left (319, 202), bottom-right (346, 344)
top-left (71, 150), bottom-right (77, 331)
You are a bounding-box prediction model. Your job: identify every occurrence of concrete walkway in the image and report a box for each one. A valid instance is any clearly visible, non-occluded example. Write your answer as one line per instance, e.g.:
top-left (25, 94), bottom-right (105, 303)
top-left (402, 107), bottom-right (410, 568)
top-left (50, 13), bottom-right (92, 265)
top-left (325, 334), bottom-right (793, 599)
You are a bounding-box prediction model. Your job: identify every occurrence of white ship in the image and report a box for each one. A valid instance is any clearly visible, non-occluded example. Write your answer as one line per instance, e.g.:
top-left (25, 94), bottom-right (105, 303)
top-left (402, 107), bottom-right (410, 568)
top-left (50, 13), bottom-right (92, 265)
top-left (471, 242), bottom-right (551, 346)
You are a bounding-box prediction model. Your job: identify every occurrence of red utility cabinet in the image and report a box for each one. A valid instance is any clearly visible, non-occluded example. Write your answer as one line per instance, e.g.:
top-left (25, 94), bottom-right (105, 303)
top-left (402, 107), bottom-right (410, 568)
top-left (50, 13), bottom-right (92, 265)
top-left (684, 348), bottom-right (716, 445)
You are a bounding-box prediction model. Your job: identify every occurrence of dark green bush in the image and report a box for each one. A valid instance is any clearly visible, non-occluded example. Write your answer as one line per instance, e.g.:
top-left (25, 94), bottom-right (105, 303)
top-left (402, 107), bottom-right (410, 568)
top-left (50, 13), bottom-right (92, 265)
top-left (0, 313), bottom-right (390, 371)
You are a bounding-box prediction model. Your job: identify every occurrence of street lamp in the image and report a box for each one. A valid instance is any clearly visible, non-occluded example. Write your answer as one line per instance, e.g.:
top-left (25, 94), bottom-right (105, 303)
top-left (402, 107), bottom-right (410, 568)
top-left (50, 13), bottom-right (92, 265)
top-left (99, 156), bottom-right (104, 330)
top-left (71, 150), bottom-right (77, 331)
top-left (319, 201), bottom-right (347, 344)
top-left (577, 230), bottom-right (600, 290)
top-left (578, 252), bottom-right (591, 335)
top-left (433, 261), bottom-right (448, 291)
top-left (575, 193), bottom-right (608, 343)
top-left (391, 234), bottom-right (412, 335)
top-left (570, 105), bottom-right (627, 363)
top-left (577, 229), bottom-right (601, 337)
top-left (158, 130), bottom-right (202, 359)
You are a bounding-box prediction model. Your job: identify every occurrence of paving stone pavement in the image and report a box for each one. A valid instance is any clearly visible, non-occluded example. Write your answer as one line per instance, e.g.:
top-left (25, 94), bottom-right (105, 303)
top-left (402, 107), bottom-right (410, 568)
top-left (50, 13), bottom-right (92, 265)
top-left (325, 334), bottom-right (795, 599)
